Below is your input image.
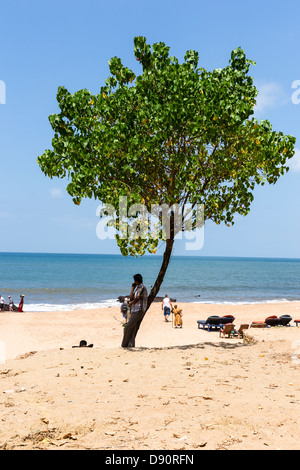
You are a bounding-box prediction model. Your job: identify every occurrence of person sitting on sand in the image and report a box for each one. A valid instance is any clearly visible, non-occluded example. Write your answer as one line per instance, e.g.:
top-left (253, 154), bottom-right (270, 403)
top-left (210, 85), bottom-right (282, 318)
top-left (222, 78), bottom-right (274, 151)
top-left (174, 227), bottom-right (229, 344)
top-left (162, 294), bottom-right (173, 322)
top-left (173, 305), bottom-right (183, 328)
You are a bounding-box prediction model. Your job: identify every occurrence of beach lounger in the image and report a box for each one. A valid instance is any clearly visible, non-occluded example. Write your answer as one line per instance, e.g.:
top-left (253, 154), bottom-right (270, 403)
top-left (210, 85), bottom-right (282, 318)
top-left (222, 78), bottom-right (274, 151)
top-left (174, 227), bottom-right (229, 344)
top-left (197, 315), bottom-right (235, 331)
top-left (234, 324), bottom-right (249, 339)
top-left (219, 323), bottom-right (235, 338)
top-left (197, 316), bottom-right (222, 331)
top-left (265, 316), bottom-right (281, 327)
top-left (278, 315), bottom-right (292, 326)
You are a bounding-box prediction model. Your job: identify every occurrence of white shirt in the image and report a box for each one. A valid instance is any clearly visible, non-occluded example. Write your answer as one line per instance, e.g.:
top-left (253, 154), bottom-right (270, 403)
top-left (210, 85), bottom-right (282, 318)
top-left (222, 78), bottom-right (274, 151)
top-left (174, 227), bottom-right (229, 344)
top-left (163, 297), bottom-right (171, 308)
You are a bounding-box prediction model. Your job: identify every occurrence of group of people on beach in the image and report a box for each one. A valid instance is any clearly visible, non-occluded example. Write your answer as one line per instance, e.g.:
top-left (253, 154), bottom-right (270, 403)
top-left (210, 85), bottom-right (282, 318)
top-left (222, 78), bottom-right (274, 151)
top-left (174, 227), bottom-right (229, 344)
top-left (161, 294), bottom-right (183, 328)
top-left (0, 294), bottom-right (24, 312)
top-left (120, 276), bottom-right (183, 348)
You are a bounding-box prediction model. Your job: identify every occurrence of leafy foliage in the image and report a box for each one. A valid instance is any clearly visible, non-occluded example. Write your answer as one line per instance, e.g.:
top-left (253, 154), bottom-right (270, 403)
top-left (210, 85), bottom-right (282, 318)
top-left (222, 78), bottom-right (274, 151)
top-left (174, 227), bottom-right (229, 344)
top-left (38, 36), bottom-right (296, 257)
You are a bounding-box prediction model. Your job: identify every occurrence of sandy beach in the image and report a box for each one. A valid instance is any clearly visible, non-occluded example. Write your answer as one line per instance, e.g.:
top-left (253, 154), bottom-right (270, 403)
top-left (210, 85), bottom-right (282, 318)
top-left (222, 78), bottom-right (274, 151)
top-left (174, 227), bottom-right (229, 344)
top-left (0, 301), bottom-right (299, 450)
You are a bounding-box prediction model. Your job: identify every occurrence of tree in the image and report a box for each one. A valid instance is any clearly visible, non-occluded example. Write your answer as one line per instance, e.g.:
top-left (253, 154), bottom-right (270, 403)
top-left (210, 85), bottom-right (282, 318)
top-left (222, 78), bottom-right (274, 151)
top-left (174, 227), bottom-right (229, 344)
top-left (38, 36), bottom-right (296, 311)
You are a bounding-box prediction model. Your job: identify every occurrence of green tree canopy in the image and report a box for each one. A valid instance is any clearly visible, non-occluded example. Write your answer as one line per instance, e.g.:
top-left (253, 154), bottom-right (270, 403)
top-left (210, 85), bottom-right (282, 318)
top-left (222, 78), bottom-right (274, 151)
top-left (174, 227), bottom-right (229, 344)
top-left (38, 36), bottom-right (296, 307)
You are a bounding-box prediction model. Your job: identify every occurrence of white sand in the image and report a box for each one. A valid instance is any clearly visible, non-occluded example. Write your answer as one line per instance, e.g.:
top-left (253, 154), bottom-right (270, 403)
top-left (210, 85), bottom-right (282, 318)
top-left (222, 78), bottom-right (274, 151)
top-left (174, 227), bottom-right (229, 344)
top-left (0, 302), bottom-right (299, 450)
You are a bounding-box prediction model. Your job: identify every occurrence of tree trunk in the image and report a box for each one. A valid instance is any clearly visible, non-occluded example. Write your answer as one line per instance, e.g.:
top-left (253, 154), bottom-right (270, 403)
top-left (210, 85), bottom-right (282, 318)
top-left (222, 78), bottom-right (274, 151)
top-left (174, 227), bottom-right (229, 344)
top-left (121, 238), bottom-right (174, 348)
top-left (146, 238), bottom-right (174, 310)
top-left (122, 211), bottom-right (175, 348)
top-left (146, 208), bottom-right (176, 310)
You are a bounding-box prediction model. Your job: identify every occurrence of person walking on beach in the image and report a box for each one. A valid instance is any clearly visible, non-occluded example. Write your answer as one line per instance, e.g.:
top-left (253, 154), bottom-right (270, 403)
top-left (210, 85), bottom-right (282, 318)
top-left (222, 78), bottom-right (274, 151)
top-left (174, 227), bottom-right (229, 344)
top-left (162, 294), bottom-right (172, 322)
top-left (121, 274), bottom-right (148, 348)
top-left (18, 295), bottom-right (24, 313)
top-left (173, 305), bottom-right (183, 328)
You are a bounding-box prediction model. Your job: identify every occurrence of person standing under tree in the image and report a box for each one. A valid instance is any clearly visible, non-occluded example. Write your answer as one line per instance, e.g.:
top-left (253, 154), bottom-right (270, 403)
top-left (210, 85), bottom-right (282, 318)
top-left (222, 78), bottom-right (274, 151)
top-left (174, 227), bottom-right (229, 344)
top-left (121, 274), bottom-right (148, 348)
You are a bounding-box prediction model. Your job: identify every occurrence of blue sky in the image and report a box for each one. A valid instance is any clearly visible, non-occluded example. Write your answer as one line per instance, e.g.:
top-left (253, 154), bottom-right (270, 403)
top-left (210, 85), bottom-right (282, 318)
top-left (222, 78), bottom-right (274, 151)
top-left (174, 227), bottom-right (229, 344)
top-left (0, 0), bottom-right (300, 258)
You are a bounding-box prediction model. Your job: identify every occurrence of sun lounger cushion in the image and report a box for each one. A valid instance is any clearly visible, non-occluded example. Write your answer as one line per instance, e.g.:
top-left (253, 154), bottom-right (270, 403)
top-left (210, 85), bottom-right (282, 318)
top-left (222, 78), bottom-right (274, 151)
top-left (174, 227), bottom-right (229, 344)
top-left (251, 322), bottom-right (267, 328)
top-left (220, 315), bottom-right (235, 324)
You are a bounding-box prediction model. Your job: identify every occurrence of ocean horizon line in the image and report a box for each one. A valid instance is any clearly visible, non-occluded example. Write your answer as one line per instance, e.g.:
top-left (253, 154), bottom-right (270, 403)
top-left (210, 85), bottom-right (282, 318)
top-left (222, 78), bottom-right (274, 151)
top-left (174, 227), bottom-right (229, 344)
top-left (1, 251), bottom-right (300, 262)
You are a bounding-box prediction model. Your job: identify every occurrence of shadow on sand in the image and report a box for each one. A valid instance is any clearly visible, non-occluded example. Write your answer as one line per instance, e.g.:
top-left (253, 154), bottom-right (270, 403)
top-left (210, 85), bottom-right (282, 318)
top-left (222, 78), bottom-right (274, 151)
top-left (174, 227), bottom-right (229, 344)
top-left (124, 341), bottom-right (247, 353)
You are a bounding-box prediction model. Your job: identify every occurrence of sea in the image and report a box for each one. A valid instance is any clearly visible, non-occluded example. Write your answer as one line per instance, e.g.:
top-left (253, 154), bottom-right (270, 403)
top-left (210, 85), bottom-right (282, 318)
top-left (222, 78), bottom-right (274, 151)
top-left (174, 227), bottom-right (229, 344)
top-left (1, 252), bottom-right (300, 312)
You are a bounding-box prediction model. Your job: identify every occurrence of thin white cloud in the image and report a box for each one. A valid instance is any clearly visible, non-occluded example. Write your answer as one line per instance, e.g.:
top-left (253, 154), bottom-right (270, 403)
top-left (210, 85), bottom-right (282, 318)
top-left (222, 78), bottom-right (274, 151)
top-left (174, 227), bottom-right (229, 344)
top-left (254, 81), bottom-right (289, 113)
top-left (49, 188), bottom-right (63, 199)
top-left (288, 148), bottom-right (300, 173)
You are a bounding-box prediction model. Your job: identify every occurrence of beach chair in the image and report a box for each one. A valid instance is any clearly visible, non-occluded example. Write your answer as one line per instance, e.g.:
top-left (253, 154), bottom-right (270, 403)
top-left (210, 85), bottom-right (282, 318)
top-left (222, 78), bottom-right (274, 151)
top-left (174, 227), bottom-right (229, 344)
top-left (197, 316), bottom-right (222, 331)
top-left (294, 320), bottom-right (300, 327)
top-left (219, 323), bottom-right (235, 338)
top-left (265, 316), bottom-right (281, 327)
top-left (278, 315), bottom-right (292, 326)
top-left (234, 324), bottom-right (249, 339)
